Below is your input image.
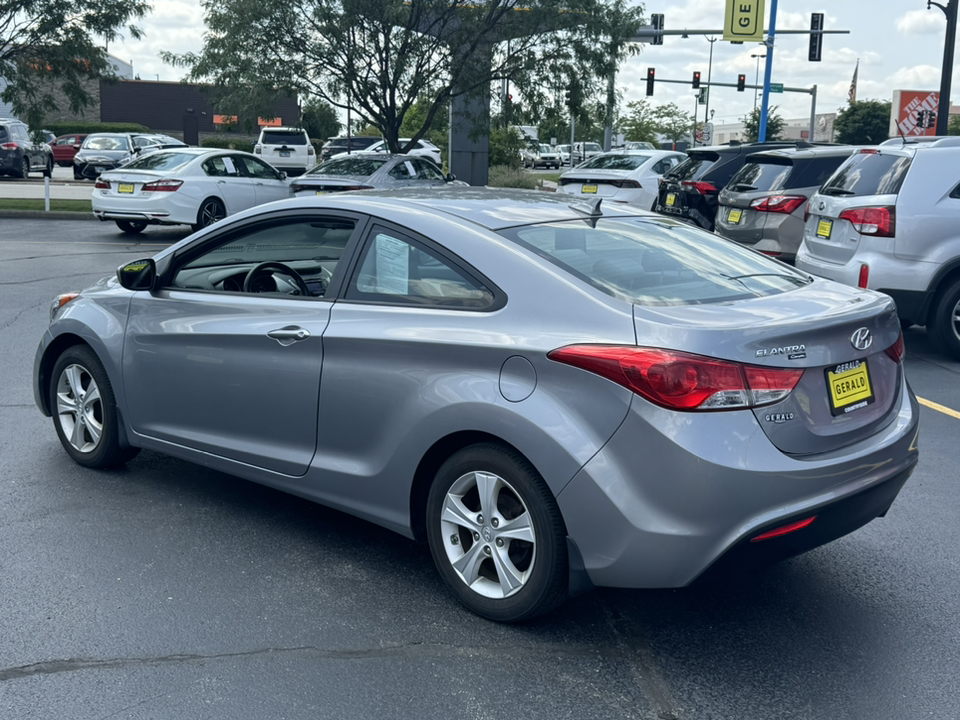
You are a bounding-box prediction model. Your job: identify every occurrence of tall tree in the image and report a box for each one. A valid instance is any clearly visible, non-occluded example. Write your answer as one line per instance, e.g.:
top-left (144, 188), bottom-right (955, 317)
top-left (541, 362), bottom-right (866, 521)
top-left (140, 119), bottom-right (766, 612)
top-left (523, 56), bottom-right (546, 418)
top-left (654, 103), bottom-right (693, 148)
top-left (162, 0), bottom-right (643, 155)
top-left (300, 97), bottom-right (342, 140)
top-left (1, 0), bottom-right (149, 130)
top-left (620, 99), bottom-right (659, 144)
top-left (834, 100), bottom-right (892, 144)
top-left (742, 106), bottom-right (786, 142)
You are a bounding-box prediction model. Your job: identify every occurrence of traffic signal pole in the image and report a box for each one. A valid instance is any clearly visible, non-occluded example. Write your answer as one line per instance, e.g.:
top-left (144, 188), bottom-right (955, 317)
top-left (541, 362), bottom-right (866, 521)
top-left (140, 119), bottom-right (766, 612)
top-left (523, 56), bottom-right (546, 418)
top-left (930, 0), bottom-right (957, 135)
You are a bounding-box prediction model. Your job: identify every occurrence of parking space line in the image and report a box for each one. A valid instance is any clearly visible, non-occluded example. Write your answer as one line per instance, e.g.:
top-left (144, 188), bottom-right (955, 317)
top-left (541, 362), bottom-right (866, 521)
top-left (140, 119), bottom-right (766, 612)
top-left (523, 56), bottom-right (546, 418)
top-left (917, 397), bottom-right (960, 420)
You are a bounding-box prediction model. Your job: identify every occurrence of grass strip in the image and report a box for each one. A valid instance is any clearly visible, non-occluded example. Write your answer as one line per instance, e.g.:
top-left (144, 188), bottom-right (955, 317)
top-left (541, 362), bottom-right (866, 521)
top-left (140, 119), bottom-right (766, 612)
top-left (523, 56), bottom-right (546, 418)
top-left (0, 198), bottom-right (92, 212)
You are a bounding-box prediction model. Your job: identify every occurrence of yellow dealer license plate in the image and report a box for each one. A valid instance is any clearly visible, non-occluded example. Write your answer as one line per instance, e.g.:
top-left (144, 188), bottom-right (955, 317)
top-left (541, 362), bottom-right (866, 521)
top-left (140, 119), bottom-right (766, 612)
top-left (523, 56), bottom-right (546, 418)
top-left (581, 184), bottom-right (598, 194)
top-left (816, 218), bottom-right (833, 238)
top-left (665, 192), bottom-right (677, 206)
top-left (728, 208), bottom-right (742, 224)
top-left (117, 183), bottom-right (135, 194)
top-left (826, 359), bottom-right (874, 415)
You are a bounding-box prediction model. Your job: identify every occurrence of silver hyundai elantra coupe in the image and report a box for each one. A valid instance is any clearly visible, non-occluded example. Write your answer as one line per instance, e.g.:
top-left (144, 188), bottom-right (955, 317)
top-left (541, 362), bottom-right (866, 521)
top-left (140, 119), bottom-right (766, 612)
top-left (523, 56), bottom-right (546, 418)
top-left (34, 188), bottom-right (920, 622)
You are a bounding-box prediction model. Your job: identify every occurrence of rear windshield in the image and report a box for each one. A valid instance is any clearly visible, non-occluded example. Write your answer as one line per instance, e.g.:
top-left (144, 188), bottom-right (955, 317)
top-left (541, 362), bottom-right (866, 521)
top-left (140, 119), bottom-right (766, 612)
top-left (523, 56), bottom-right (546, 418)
top-left (83, 136), bottom-right (130, 151)
top-left (498, 217), bottom-right (810, 306)
top-left (576, 154), bottom-right (650, 171)
top-left (261, 130), bottom-right (307, 145)
top-left (584, 143), bottom-right (602, 152)
top-left (727, 158), bottom-right (792, 193)
top-left (666, 152), bottom-right (718, 182)
top-left (820, 152), bottom-right (912, 197)
top-left (309, 156), bottom-right (390, 176)
top-left (123, 152), bottom-right (195, 171)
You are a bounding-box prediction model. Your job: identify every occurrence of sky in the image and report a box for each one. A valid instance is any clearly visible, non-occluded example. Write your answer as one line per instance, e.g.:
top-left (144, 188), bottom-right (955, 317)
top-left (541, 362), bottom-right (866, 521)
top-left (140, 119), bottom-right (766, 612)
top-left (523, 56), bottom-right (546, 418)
top-left (108, 0), bottom-right (957, 129)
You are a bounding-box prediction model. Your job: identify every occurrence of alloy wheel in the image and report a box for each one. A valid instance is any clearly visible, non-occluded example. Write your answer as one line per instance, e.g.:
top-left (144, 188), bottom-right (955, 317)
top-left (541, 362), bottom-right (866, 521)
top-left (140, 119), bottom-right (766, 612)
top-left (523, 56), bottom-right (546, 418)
top-left (55, 363), bottom-right (104, 454)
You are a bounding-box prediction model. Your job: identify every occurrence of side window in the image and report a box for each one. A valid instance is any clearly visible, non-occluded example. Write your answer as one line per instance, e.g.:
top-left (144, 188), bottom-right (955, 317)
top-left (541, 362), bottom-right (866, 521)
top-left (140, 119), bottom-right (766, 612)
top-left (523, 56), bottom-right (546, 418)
top-left (202, 156), bottom-right (238, 177)
top-left (236, 155), bottom-right (280, 179)
top-left (170, 217), bottom-right (356, 297)
top-left (13, 124), bottom-right (29, 141)
top-left (388, 161), bottom-right (414, 180)
top-left (346, 226), bottom-right (495, 309)
top-left (409, 158), bottom-right (444, 180)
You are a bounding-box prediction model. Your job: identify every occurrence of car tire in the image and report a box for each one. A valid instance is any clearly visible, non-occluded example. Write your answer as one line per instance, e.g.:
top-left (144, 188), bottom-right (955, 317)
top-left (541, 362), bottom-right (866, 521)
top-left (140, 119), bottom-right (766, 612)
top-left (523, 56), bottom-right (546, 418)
top-left (193, 198), bottom-right (226, 232)
top-left (73, 167), bottom-right (83, 180)
top-left (17, 157), bottom-right (29, 179)
top-left (425, 443), bottom-right (568, 622)
top-left (115, 220), bottom-right (147, 235)
top-left (49, 345), bottom-right (139, 468)
top-left (43, 157), bottom-right (53, 178)
top-left (929, 277), bottom-right (960, 360)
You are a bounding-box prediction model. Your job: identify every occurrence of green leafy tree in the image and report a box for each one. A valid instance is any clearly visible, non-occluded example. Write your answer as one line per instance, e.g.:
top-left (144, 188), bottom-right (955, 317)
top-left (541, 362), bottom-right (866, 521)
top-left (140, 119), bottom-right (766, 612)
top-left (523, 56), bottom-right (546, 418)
top-left (834, 100), bottom-right (892, 144)
top-left (300, 98), bottom-right (341, 140)
top-left (654, 103), bottom-right (693, 148)
top-left (620, 99), bottom-right (659, 144)
top-left (162, 0), bottom-right (643, 156)
top-left (947, 113), bottom-right (960, 135)
top-left (488, 125), bottom-right (524, 167)
top-left (1, 0), bottom-right (149, 130)
top-left (742, 105), bottom-right (786, 142)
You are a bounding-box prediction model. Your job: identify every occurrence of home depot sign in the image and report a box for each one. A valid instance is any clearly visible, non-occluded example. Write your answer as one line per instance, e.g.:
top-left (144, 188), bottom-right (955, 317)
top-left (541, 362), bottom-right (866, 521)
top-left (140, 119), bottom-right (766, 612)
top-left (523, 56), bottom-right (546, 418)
top-left (889, 90), bottom-right (940, 137)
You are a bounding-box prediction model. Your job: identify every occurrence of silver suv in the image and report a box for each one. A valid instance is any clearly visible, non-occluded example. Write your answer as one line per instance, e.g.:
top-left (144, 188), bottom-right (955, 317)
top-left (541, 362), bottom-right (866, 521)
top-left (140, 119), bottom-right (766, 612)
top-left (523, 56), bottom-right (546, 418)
top-left (797, 138), bottom-right (960, 359)
top-left (253, 127), bottom-right (314, 176)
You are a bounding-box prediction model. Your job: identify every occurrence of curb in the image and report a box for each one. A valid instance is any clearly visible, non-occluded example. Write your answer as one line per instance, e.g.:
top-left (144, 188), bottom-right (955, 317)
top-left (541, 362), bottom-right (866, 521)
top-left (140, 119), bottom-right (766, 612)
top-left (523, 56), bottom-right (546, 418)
top-left (0, 210), bottom-right (96, 221)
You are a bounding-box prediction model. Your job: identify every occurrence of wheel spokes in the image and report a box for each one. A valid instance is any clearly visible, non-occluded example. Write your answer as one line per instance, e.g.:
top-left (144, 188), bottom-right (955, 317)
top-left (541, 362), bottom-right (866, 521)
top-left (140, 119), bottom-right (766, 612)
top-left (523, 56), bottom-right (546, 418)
top-left (451, 539), bottom-right (486, 587)
top-left (497, 512), bottom-right (535, 544)
top-left (490, 545), bottom-right (525, 595)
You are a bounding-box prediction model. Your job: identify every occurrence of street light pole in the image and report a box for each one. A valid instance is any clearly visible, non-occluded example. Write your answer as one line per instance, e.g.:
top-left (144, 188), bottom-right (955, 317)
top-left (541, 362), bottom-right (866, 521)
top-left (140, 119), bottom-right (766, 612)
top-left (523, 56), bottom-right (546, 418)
top-left (704, 36), bottom-right (717, 129)
top-left (751, 53), bottom-right (766, 111)
top-left (929, 0), bottom-right (957, 135)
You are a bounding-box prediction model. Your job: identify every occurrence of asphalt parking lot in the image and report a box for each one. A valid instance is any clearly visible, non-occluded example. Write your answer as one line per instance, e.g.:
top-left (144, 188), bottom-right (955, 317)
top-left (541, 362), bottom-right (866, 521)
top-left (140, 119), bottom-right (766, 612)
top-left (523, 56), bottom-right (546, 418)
top-left (1, 218), bottom-right (959, 719)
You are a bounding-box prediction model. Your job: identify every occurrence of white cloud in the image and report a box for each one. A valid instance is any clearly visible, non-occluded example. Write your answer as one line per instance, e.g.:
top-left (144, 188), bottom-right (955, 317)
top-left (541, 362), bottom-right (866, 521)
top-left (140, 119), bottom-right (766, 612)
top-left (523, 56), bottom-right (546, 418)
top-left (895, 9), bottom-right (945, 35)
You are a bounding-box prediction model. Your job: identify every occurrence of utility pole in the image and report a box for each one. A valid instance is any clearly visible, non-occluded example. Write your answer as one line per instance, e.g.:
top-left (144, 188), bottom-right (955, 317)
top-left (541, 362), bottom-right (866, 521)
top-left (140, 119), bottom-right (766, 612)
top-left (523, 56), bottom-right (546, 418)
top-left (757, 0), bottom-right (780, 142)
top-left (930, 0), bottom-right (958, 135)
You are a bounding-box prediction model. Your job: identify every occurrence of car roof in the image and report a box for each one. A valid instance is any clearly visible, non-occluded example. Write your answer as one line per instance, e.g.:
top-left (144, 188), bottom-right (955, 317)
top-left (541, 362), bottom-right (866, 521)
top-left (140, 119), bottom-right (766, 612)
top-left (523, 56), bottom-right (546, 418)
top-left (745, 145), bottom-right (858, 161)
top-left (283, 187), bottom-right (645, 231)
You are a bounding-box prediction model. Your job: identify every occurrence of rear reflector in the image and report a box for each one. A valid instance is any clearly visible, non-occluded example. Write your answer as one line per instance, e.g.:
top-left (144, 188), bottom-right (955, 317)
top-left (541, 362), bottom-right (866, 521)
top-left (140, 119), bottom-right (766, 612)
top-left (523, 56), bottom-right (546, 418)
top-left (750, 516), bottom-right (817, 542)
top-left (547, 345), bottom-right (803, 411)
top-left (858, 263), bottom-right (869, 288)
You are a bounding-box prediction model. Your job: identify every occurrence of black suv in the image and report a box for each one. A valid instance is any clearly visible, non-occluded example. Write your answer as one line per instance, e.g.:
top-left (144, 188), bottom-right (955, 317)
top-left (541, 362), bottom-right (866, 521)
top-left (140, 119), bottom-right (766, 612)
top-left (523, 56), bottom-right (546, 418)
top-left (654, 141), bottom-right (798, 231)
top-left (0, 119), bottom-right (54, 179)
top-left (320, 136), bottom-right (381, 162)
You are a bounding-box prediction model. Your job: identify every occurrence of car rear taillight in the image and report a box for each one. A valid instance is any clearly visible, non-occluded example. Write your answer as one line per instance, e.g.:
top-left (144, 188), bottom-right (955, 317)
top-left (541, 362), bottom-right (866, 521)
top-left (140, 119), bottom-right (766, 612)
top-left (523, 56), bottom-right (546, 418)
top-left (254, 145), bottom-right (261, 154)
top-left (610, 179), bottom-right (642, 189)
top-left (141, 179), bottom-right (183, 192)
top-left (858, 263), bottom-right (869, 288)
top-left (308, 146), bottom-right (315, 155)
top-left (681, 180), bottom-right (718, 195)
top-left (1, 142), bottom-right (17, 150)
top-left (547, 346), bottom-right (803, 411)
top-left (749, 195), bottom-right (807, 214)
top-left (885, 330), bottom-right (905, 364)
top-left (839, 206), bottom-right (895, 237)
top-left (95, 179), bottom-right (110, 189)
top-left (750, 516), bottom-right (817, 542)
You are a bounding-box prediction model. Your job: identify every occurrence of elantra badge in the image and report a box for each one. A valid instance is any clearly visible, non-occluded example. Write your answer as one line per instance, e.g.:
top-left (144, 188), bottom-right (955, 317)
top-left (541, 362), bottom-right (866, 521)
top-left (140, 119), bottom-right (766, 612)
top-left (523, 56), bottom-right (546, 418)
top-left (850, 327), bottom-right (873, 351)
top-left (756, 344), bottom-right (806, 359)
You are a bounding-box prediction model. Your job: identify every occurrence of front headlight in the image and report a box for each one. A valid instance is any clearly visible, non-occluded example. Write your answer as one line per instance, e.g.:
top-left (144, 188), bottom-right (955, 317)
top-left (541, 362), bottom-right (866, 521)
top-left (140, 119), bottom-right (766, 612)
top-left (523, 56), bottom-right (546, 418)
top-left (50, 293), bottom-right (79, 322)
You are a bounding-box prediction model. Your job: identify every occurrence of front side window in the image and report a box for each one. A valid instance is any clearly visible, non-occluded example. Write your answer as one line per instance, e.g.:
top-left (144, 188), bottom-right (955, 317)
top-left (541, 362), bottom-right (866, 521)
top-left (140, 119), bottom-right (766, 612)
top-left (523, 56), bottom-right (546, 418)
top-left (409, 158), bottom-right (444, 180)
top-left (346, 226), bottom-right (495, 309)
top-left (499, 217), bottom-right (810, 306)
top-left (170, 217), bottom-right (357, 297)
top-left (235, 155), bottom-right (281, 179)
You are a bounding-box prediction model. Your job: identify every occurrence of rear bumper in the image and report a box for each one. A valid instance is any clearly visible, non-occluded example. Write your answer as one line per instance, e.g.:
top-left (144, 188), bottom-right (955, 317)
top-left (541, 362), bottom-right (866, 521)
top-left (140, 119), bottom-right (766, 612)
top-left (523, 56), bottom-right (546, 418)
top-left (557, 375), bottom-right (920, 589)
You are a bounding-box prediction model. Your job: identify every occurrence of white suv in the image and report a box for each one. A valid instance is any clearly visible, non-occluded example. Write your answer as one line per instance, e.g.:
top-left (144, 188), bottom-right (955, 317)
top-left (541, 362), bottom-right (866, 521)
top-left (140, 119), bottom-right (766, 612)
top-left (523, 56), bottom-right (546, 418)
top-left (334, 138), bottom-right (442, 165)
top-left (797, 137), bottom-right (960, 359)
top-left (253, 127), bottom-right (315, 176)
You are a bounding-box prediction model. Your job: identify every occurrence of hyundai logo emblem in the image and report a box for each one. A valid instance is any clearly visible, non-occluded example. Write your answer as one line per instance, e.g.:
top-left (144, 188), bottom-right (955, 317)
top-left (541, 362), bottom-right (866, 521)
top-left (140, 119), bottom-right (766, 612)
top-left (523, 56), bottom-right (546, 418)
top-left (818, 201), bottom-right (825, 210)
top-left (850, 327), bottom-right (873, 351)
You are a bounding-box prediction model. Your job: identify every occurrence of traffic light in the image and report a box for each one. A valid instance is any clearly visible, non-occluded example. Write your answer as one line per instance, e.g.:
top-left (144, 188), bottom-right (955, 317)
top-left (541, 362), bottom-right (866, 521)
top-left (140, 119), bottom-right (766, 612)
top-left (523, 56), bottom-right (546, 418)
top-left (646, 67), bottom-right (655, 96)
top-left (737, 74), bottom-right (746, 92)
top-left (698, 88), bottom-right (708, 105)
top-left (692, 71), bottom-right (701, 89)
top-left (651, 13), bottom-right (664, 45)
top-left (927, 111), bottom-right (937, 128)
top-left (564, 82), bottom-right (581, 110)
top-left (916, 110), bottom-right (927, 128)
top-left (808, 13), bottom-right (824, 62)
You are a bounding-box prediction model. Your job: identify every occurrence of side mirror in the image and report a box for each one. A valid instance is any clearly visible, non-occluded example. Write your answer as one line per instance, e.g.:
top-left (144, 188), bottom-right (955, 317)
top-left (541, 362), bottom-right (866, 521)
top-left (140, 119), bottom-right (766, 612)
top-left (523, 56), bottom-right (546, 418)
top-left (279, 170), bottom-right (287, 180)
top-left (116, 258), bottom-right (156, 291)
top-left (446, 173), bottom-right (456, 182)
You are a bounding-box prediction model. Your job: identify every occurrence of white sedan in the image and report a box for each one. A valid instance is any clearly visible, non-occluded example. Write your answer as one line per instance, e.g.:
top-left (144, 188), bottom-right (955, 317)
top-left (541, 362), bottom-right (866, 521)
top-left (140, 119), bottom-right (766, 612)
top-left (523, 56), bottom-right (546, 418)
top-left (557, 150), bottom-right (686, 211)
top-left (332, 138), bottom-right (442, 165)
top-left (92, 148), bottom-right (291, 234)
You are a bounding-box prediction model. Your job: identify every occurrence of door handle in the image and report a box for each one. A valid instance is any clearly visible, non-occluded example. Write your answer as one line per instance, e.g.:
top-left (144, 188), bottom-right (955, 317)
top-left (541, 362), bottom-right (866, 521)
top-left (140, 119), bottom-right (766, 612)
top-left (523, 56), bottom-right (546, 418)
top-left (267, 326), bottom-right (311, 346)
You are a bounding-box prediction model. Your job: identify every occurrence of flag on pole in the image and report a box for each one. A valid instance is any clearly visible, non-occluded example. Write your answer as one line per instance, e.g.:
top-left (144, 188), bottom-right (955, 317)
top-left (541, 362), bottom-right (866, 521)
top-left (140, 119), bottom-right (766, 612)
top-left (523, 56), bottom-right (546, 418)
top-left (848, 60), bottom-right (859, 103)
